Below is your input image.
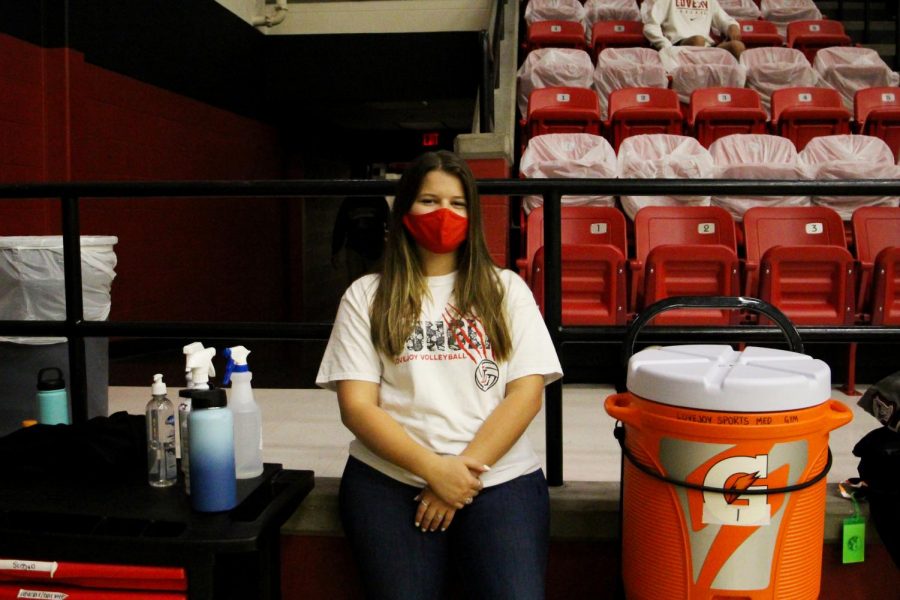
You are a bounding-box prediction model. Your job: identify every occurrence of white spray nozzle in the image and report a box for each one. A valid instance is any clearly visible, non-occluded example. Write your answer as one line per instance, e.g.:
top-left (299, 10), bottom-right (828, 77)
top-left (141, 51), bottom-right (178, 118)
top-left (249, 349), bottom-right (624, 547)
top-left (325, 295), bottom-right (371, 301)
top-left (152, 373), bottom-right (167, 396)
top-left (186, 347), bottom-right (217, 386)
top-left (228, 346), bottom-right (250, 366)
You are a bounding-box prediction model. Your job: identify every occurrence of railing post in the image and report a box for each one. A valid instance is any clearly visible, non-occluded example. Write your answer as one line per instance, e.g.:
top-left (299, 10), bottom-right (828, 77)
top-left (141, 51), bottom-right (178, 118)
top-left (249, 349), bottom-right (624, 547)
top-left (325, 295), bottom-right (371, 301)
top-left (863, 0), bottom-right (871, 43)
top-left (61, 195), bottom-right (88, 424)
top-left (543, 190), bottom-right (563, 486)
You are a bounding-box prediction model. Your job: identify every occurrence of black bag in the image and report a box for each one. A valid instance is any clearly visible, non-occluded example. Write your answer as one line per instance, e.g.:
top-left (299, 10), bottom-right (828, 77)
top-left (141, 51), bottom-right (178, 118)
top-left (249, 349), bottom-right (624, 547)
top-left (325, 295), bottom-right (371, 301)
top-left (858, 369), bottom-right (900, 431)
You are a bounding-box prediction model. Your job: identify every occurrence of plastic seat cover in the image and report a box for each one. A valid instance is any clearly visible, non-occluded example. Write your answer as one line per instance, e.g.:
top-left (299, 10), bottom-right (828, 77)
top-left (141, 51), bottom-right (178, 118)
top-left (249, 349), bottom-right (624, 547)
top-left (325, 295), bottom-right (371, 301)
top-left (517, 48), bottom-right (595, 116)
top-left (660, 46), bottom-right (748, 105)
top-left (799, 134), bottom-right (900, 220)
top-left (760, 0), bottom-right (822, 37)
top-left (524, 0), bottom-right (586, 25)
top-left (814, 47), bottom-right (900, 112)
top-left (519, 133), bottom-right (618, 212)
top-left (709, 134), bottom-right (811, 220)
top-left (593, 47), bottom-right (668, 120)
top-left (617, 134), bottom-right (715, 219)
top-left (741, 47), bottom-right (819, 117)
top-left (719, 0), bottom-right (762, 20)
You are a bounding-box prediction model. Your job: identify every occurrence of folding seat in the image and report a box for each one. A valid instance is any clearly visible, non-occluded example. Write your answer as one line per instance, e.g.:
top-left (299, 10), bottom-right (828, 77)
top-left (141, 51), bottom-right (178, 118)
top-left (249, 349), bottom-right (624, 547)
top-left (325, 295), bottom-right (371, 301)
top-left (605, 87), bottom-right (683, 152)
top-left (526, 20), bottom-right (587, 52)
top-left (593, 47), bottom-right (667, 121)
top-left (524, 0), bottom-right (586, 26)
top-left (760, 0), bottom-right (822, 38)
top-left (741, 47), bottom-right (819, 117)
top-left (744, 205), bottom-right (857, 392)
top-left (799, 134), bottom-right (899, 220)
top-left (659, 46), bottom-right (747, 108)
top-left (719, 0), bottom-right (762, 21)
top-left (688, 87), bottom-right (768, 147)
top-left (735, 19), bottom-right (784, 50)
top-left (852, 207), bottom-right (900, 324)
top-left (743, 206), bottom-right (854, 319)
top-left (771, 87), bottom-right (851, 151)
top-left (630, 206), bottom-right (740, 324)
top-left (786, 20), bottom-right (852, 63)
top-left (583, 0), bottom-right (641, 44)
top-left (814, 47), bottom-right (900, 113)
top-left (617, 134), bottom-right (715, 220)
top-left (519, 133), bottom-right (617, 214)
top-left (516, 47), bottom-right (595, 117)
top-left (522, 87), bottom-right (603, 150)
top-left (590, 21), bottom-right (648, 60)
top-left (854, 87), bottom-right (900, 161)
top-left (521, 207), bottom-right (628, 325)
top-left (709, 133), bottom-right (811, 221)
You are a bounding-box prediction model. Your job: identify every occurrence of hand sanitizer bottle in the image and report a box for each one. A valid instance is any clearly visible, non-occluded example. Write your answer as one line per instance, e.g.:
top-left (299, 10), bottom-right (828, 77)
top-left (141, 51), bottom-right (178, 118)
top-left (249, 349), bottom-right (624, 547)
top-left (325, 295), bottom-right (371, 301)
top-left (146, 374), bottom-right (177, 487)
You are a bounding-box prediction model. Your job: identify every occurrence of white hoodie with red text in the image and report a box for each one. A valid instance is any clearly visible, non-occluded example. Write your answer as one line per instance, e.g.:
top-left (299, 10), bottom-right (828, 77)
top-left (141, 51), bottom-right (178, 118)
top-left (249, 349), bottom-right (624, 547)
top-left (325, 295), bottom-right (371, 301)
top-left (643, 0), bottom-right (739, 49)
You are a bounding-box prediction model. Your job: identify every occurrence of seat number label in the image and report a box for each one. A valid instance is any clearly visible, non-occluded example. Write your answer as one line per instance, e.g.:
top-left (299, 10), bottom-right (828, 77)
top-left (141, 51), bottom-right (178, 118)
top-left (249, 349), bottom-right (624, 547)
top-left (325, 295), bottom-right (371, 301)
top-left (809, 24), bottom-right (821, 32)
top-left (636, 93), bottom-right (650, 103)
top-left (590, 223), bottom-right (608, 235)
top-left (718, 93), bottom-right (732, 103)
top-left (742, 24), bottom-right (753, 32)
top-left (556, 93), bottom-right (570, 102)
top-left (798, 93), bottom-right (812, 102)
top-left (882, 92), bottom-right (896, 102)
top-left (614, 25), bottom-right (625, 32)
top-left (551, 25), bottom-right (561, 33)
top-left (698, 222), bottom-right (717, 234)
top-left (806, 222), bottom-right (824, 234)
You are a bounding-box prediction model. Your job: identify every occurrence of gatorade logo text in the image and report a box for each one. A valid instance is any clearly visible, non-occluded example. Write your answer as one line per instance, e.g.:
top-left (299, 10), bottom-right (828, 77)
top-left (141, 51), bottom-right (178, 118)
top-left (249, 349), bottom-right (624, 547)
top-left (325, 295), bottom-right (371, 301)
top-left (702, 454), bottom-right (771, 526)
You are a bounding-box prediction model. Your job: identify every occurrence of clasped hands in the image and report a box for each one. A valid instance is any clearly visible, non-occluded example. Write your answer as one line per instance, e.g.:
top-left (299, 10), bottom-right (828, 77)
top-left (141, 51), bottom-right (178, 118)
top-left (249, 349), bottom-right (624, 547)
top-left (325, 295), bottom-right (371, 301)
top-left (414, 454), bottom-right (489, 533)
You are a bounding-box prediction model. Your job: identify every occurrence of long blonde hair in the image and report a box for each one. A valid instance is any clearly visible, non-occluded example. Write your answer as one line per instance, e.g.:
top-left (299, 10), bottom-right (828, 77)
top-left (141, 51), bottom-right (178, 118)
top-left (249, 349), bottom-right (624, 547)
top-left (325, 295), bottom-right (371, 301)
top-left (370, 151), bottom-right (511, 361)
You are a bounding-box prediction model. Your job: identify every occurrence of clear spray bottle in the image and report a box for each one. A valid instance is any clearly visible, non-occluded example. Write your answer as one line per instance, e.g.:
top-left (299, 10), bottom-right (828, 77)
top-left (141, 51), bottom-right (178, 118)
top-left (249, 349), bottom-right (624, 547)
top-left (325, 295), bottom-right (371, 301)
top-left (181, 345), bottom-right (216, 494)
top-left (224, 345), bottom-right (263, 478)
top-left (146, 374), bottom-right (177, 487)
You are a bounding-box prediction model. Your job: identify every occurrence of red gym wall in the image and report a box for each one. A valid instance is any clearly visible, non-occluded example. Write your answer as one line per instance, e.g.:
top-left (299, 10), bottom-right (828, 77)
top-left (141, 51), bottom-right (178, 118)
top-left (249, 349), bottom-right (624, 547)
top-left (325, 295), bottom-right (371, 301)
top-left (0, 33), bottom-right (290, 322)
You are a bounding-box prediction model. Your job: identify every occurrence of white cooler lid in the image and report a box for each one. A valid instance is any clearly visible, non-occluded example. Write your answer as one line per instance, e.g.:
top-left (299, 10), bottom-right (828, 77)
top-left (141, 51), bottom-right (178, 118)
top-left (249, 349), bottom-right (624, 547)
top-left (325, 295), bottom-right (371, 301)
top-left (626, 345), bottom-right (831, 412)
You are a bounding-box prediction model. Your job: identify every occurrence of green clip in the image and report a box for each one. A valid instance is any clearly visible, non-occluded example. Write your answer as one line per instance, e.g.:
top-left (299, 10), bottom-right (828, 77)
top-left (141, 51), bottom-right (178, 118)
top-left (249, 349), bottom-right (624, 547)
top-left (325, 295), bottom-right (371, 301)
top-left (842, 494), bottom-right (865, 564)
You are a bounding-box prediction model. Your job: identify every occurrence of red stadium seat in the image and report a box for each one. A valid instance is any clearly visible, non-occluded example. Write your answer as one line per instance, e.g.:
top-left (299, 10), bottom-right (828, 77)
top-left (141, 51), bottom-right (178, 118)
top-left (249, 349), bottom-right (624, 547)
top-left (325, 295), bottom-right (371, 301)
top-left (855, 87), bottom-right (900, 162)
top-left (605, 87), bottom-right (683, 152)
top-left (852, 207), bottom-right (900, 322)
top-left (688, 87), bottom-right (768, 147)
top-left (631, 206), bottom-right (740, 324)
top-left (522, 87), bottom-right (602, 150)
top-left (591, 21), bottom-right (648, 59)
top-left (531, 244), bottom-right (627, 325)
top-left (737, 19), bottom-right (784, 49)
top-left (526, 20), bottom-right (587, 52)
top-left (787, 20), bottom-right (852, 64)
top-left (517, 206), bottom-right (628, 285)
top-left (520, 207), bottom-right (628, 325)
top-left (743, 206), bottom-right (854, 321)
top-left (771, 87), bottom-right (851, 150)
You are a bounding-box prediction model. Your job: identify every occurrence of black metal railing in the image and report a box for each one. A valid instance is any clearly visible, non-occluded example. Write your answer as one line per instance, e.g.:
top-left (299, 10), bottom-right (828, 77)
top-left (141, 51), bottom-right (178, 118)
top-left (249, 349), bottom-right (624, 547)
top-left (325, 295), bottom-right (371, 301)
top-left (2, 178), bottom-right (900, 486)
top-left (479, 0), bottom-right (506, 132)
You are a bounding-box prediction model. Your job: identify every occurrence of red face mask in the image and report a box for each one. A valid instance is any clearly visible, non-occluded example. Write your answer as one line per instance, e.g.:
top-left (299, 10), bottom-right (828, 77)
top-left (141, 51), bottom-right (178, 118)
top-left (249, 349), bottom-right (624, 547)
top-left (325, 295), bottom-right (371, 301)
top-left (402, 208), bottom-right (469, 254)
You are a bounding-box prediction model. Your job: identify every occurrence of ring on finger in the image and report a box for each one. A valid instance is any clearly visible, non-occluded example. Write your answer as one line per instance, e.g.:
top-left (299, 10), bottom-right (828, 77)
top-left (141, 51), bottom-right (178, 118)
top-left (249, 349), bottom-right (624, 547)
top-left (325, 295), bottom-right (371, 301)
top-left (420, 499), bottom-right (430, 508)
top-left (464, 497), bottom-right (473, 505)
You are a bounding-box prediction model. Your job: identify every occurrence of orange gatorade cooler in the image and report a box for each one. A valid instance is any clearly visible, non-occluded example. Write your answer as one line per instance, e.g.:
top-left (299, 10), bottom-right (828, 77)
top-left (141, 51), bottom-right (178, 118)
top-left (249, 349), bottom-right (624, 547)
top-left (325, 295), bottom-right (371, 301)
top-left (605, 345), bottom-right (853, 600)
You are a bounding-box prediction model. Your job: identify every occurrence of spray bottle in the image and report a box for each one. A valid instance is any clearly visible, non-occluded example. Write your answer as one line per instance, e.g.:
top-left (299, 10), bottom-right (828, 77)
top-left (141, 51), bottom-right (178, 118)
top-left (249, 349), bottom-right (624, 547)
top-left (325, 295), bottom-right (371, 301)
top-left (146, 374), bottom-right (177, 487)
top-left (223, 346), bottom-right (263, 478)
top-left (180, 345), bottom-right (216, 494)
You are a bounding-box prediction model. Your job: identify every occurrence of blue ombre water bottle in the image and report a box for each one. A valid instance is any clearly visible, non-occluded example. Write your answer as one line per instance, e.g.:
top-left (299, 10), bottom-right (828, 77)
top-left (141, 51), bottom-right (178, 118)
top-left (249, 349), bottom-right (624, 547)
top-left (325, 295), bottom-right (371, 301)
top-left (187, 388), bottom-right (237, 512)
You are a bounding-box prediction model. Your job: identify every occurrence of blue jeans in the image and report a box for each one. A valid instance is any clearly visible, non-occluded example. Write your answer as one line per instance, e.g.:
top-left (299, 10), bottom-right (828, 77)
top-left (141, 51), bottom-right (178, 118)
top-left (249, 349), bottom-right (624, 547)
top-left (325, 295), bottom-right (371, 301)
top-left (339, 456), bottom-right (550, 600)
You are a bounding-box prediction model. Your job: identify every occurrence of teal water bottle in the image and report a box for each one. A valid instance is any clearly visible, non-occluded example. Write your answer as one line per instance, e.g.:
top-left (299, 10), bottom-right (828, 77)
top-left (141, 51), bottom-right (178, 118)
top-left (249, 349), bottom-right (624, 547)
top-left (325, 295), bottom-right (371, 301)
top-left (36, 367), bottom-right (70, 425)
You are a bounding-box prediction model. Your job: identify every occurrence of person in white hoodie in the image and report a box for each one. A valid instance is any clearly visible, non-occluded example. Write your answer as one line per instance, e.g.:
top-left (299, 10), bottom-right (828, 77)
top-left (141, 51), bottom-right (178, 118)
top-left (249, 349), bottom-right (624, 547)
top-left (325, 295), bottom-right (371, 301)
top-left (643, 0), bottom-right (745, 59)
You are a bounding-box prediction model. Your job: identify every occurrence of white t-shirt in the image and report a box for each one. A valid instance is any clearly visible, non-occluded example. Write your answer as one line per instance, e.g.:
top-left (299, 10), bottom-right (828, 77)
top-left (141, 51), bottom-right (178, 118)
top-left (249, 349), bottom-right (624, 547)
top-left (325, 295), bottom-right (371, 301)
top-left (316, 269), bottom-right (563, 488)
top-left (643, 0), bottom-right (739, 49)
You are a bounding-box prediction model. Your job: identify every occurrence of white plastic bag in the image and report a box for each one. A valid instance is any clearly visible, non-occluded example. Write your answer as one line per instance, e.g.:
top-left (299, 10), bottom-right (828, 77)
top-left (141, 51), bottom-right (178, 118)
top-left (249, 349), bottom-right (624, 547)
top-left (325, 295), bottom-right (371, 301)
top-left (709, 134), bottom-right (810, 220)
top-left (814, 47), bottom-right (900, 112)
top-left (617, 134), bottom-right (716, 219)
top-left (519, 133), bottom-right (618, 212)
top-left (517, 48), bottom-right (595, 116)
top-left (0, 236), bottom-right (117, 345)
top-left (594, 48), bottom-right (668, 120)
top-left (524, 0), bottom-right (586, 25)
top-left (719, 0), bottom-right (761, 20)
top-left (761, 0), bottom-right (822, 37)
top-left (660, 46), bottom-right (747, 104)
top-left (741, 47), bottom-right (819, 117)
top-left (799, 135), bottom-right (900, 219)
